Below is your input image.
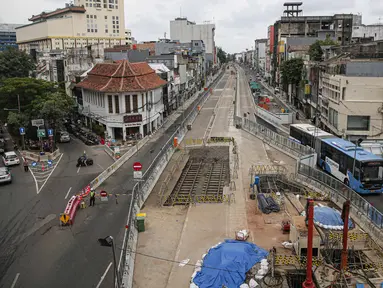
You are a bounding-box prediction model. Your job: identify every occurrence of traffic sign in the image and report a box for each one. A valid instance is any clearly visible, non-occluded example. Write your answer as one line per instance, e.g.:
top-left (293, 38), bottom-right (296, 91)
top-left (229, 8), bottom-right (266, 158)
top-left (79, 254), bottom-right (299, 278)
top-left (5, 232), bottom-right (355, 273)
top-left (60, 213), bottom-right (70, 225)
top-left (37, 129), bottom-right (46, 138)
top-left (133, 162), bottom-right (142, 171)
top-left (32, 119), bottom-right (44, 127)
top-left (32, 162), bottom-right (37, 167)
top-left (48, 129), bottom-right (53, 137)
top-left (134, 171), bottom-right (142, 179)
top-left (47, 160), bottom-right (53, 166)
top-left (100, 190), bottom-right (108, 202)
top-left (19, 127), bottom-right (25, 135)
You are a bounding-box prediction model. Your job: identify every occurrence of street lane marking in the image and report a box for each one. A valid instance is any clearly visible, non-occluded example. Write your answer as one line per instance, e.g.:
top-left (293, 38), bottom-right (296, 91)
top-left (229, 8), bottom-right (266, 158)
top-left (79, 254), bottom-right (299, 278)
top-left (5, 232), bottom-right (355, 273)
top-left (38, 153), bottom-right (64, 194)
top-left (96, 262), bottom-right (112, 288)
top-left (97, 163), bottom-right (104, 170)
top-left (77, 166), bottom-right (81, 174)
top-left (65, 187), bottom-right (72, 199)
top-left (10, 273), bottom-right (20, 288)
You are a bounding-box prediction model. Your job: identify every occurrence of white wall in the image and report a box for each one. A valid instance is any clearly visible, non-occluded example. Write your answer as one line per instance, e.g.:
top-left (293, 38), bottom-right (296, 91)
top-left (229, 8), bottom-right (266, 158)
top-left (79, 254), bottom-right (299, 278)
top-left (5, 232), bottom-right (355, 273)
top-left (352, 25), bottom-right (383, 41)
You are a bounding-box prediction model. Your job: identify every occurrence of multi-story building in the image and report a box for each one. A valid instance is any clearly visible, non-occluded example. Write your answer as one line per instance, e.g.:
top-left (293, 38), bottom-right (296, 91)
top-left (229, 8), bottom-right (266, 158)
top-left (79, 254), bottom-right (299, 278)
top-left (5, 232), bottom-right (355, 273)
top-left (254, 39), bottom-right (267, 75)
top-left (352, 23), bottom-right (383, 43)
top-left (0, 23), bottom-right (23, 51)
top-left (125, 29), bottom-right (132, 45)
top-left (318, 47), bottom-right (383, 141)
top-left (16, 1), bottom-right (125, 53)
top-left (170, 17), bottom-right (216, 64)
top-left (76, 60), bottom-right (167, 139)
top-left (266, 25), bottom-right (274, 83)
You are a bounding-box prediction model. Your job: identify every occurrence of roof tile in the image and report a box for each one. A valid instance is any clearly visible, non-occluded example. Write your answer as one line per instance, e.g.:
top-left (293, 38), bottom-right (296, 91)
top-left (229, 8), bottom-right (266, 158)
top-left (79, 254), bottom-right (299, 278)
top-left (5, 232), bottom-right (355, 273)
top-left (76, 60), bottom-right (167, 92)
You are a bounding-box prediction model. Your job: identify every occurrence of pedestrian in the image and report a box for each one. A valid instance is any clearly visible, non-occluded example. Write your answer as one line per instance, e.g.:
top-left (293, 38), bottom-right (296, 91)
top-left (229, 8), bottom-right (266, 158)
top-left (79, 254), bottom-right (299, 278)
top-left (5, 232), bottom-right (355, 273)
top-left (23, 158), bottom-right (29, 172)
top-left (90, 189), bottom-right (96, 207)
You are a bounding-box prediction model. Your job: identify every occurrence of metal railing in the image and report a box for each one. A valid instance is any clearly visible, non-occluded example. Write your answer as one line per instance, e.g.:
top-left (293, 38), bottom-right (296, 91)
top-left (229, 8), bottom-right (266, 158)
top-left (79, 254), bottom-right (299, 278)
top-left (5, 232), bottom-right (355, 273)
top-left (117, 69), bottom-right (225, 287)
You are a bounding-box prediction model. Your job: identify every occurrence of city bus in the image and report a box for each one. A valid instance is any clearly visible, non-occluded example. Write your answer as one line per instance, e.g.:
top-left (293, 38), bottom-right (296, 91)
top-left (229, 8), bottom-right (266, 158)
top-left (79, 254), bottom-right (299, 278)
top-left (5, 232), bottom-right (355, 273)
top-left (317, 138), bottom-right (383, 194)
top-left (289, 124), bottom-right (333, 148)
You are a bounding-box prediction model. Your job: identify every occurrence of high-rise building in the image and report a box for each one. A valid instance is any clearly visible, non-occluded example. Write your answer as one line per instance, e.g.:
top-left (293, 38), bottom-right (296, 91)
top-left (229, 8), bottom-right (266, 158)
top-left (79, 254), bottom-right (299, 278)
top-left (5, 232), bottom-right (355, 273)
top-left (0, 23), bottom-right (23, 51)
top-left (125, 28), bottom-right (132, 45)
top-left (170, 17), bottom-right (216, 64)
top-left (16, 0), bottom-right (125, 52)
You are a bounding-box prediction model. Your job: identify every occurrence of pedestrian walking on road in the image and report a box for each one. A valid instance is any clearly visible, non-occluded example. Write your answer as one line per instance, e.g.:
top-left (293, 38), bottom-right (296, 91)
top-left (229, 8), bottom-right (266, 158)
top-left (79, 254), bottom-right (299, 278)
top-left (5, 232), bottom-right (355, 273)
top-left (90, 189), bottom-right (96, 207)
top-left (23, 159), bottom-right (29, 172)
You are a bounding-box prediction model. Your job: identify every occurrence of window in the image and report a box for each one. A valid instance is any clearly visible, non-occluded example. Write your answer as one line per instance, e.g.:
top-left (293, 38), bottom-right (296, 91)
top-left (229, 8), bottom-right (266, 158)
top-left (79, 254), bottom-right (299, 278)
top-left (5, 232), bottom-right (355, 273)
top-left (125, 95), bottom-right (131, 113)
top-left (116, 16), bottom-right (119, 20)
top-left (117, 30), bottom-right (119, 33)
top-left (113, 30), bottom-right (115, 33)
top-left (112, 16), bottom-right (115, 20)
top-left (105, 29), bottom-right (108, 33)
top-left (329, 108), bottom-right (338, 129)
top-left (95, 29), bottom-right (98, 33)
top-left (87, 29), bottom-right (90, 32)
top-left (105, 15), bottom-right (107, 19)
top-left (342, 87), bottom-right (346, 100)
top-left (94, 15), bottom-right (97, 19)
top-left (132, 95), bottom-right (138, 112)
top-left (141, 94), bottom-right (145, 112)
top-left (87, 15), bottom-right (89, 18)
top-left (90, 15), bottom-right (93, 18)
top-left (114, 95), bottom-right (120, 113)
top-left (108, 95), bottom-right (113, 113)
top-left (91, 29), bottom-right (94, 32)
top-left (347, 116), bottom-right (370, 131)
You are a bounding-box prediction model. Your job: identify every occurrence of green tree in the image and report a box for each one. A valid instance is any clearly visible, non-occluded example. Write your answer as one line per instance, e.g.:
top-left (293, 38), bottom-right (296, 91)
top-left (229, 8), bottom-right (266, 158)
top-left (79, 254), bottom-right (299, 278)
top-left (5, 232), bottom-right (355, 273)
top-left (6, 112), bottom-right (29, 135)
top-left (0, 47), bottom-right (35, 80)
top-left (280, 58), bottom-right (304, 92)
top-left (308, 36), bottom-right (338, 62)
top-left (217, 47), bottom-right (228, 64)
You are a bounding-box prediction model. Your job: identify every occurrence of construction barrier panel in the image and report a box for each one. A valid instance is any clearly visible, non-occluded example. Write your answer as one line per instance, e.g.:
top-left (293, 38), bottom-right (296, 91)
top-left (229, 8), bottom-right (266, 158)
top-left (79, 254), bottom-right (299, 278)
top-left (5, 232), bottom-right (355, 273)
top-left (184, 138), bottom-right (204, 146)
top-left (208, 137), bottom-right (234, 143)
top-left (274, 254), bottom-right (322, 267)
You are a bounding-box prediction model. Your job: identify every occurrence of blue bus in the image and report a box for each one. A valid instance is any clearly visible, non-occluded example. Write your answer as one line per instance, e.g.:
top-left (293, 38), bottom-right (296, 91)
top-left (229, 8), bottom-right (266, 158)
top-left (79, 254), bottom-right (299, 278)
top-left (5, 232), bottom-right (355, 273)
top-left (317, 138), bottom-right (383, 194)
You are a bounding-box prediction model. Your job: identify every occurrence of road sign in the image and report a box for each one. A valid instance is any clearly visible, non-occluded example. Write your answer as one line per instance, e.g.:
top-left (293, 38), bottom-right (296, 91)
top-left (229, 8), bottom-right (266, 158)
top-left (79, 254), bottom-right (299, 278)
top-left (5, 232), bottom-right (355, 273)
top-left (100, 190), bottom-right (108, 202)
top-left (133, 162), bottom-right (142, 171)
top-left (47, 129), bottom-right (53, 137)
top-left (60, 213), bottom-right (70, 225)
top-left (37, 129), bottom-right (46, 138)
top-left (19, 127), bottom-right (25, 135)
top-left (32, 119), bottom-right (44, 127)
top-left (134, 171), bottom-right (142, 179)
top-left (32, 162), bottom-right (37, 167)
top-left (47, 160), bottom-right (53, 166)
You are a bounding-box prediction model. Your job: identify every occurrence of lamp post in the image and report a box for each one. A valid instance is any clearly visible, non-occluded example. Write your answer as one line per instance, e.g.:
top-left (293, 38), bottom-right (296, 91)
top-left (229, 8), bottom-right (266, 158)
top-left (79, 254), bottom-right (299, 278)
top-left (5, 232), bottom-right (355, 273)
top-left (98, 236), bottom-right (121, 288)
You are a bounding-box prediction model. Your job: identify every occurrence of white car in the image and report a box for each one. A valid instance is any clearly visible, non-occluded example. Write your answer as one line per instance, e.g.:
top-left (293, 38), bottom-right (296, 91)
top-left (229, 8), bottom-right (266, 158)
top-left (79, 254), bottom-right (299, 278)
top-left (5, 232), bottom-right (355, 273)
top-left (0, 167), bottom-right (12, 184)
top-left (59, 131), bottom-right (71, 143)
top-left (2, 151), bottom-right (20, 166)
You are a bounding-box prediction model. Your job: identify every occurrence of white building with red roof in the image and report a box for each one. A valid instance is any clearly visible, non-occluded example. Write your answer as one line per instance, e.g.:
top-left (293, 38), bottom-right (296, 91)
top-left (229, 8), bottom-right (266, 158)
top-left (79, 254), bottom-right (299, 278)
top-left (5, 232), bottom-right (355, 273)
top-left (76, 59), bottom-right (167, 140)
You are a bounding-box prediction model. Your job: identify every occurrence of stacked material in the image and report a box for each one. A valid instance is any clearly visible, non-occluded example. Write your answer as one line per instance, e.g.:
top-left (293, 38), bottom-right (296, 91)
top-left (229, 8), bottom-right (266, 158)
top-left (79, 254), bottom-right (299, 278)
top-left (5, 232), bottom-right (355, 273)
top-left (191, 240), bottom-right (268, 288)
top-left (313, 206), bottom-right (354, 230)
top-left (257, 193), bottom-right (280, 214)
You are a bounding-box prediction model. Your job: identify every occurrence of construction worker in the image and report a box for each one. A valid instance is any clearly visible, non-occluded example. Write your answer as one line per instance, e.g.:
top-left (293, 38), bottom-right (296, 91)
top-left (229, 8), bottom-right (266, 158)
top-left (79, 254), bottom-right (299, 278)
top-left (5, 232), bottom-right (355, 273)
top-left (90, 189), bottom-right (96, 207)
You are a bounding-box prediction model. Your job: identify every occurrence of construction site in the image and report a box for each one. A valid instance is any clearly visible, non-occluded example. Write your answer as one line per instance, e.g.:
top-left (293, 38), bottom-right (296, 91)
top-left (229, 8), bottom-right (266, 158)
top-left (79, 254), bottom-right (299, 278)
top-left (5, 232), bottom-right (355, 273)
top-left (131, 65), bottom-right (383, 288)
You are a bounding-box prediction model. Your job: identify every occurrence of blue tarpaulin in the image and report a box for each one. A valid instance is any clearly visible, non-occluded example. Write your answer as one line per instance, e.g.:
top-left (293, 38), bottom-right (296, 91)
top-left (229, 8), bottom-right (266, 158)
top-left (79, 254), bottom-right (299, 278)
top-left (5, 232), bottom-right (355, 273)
top-left (314, 206), bottom-right (354, 229)
top-left (193, 240), bottom-right (268, 288)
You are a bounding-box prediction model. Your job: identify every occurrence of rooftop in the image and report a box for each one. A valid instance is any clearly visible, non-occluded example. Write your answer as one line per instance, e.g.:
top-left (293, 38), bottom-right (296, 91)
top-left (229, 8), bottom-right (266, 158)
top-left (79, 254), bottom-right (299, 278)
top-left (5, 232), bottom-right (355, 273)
top-left (76, 60), bottom-right (167, 93)
top-left (27, 5), bottom-right (86, 22)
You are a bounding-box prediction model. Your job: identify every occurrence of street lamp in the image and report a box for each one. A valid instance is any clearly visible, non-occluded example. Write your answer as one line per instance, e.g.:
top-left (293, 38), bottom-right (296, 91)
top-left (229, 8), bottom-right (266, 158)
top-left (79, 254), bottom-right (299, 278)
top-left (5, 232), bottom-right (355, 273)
top-left (98, 236), bottom-right (121, 288)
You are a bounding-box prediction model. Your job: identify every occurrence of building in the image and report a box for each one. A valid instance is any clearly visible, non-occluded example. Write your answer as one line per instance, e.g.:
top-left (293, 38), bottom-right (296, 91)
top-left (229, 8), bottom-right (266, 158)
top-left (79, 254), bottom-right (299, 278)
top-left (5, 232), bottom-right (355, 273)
top-left (125, 29), bottom-right (132, 45)
top-left (352, 23), bottom-right (383, 43)
top-left (266, 25), bottom-right (274, 83)
top-left (318, 51), bottom-right (383, 141)
top-left (0, 23), bottom-right (23, 51)
top-left (170, 17), bottom-right (216, 64)
top-left (254, 39), bottom-right (267, 75)
top-left (16, 1), bottom-right (125, 53)
top-left (104, 45), bottom-right (149, 62)
top-left (148, 63), bottom-right (173, 117)
top-left (76, 60), bottom-right (167, 139)
top-left (271, 2), bottom-right (359, 85)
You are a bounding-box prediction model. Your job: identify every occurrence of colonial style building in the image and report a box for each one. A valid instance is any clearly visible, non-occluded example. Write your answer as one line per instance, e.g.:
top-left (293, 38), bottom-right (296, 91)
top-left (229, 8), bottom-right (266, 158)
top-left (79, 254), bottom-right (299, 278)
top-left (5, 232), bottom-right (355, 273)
top-left (76, 60), bottom-right (167, 140)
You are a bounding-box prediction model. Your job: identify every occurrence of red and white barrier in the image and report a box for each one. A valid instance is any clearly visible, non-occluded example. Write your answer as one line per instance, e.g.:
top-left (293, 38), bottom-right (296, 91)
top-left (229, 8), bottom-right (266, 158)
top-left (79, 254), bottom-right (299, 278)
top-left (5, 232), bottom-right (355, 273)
top-left (61, 184), bottom-right (91, 225)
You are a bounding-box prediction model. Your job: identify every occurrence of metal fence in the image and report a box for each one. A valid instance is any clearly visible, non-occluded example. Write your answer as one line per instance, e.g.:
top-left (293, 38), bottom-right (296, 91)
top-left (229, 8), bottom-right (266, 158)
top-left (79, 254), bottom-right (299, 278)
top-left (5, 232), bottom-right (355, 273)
top-left (297, 162), bottom-right (383, 230)
top-left (117, 70), bottom-right (225, 287)
top-left (234, 115), bottom-right (314, 157)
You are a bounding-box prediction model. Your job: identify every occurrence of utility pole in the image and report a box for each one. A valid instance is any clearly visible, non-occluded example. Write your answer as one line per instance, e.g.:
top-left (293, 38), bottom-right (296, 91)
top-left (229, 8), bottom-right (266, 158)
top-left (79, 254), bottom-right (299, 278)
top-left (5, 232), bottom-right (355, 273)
top-left (340, 200), bottom-right (351, 271)
top-left (302, 199), bottom-right (315, 288)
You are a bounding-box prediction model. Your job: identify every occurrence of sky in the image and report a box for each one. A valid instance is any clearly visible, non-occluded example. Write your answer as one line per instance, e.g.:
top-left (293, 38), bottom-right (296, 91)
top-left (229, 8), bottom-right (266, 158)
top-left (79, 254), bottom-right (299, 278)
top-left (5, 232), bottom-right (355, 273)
top-left (1, 0), bottom-right (383, 54)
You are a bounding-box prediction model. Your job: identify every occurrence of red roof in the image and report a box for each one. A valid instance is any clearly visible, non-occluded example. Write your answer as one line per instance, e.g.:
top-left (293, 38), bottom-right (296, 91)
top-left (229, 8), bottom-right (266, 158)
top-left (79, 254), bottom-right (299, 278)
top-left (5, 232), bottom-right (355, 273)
top-left (76, 60), bottom-right (167, 93)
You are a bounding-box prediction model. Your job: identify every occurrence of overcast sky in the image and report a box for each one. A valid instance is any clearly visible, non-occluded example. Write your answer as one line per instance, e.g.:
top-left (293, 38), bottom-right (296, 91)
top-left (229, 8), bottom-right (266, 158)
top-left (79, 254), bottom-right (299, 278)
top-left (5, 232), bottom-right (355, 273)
top-left (1, 0), bottom-right (383, 53)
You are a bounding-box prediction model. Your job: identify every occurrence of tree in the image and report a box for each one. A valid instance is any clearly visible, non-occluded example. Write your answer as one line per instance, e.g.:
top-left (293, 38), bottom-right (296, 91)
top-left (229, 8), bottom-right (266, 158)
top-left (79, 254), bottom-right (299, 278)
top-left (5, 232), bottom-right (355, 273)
top-left (0, 47), bottom-right (35, 80)
top-left (280, 58), bottom-right (304, 92)
top-left (217, 47), bottom-right (228, 64)
top-left (308, 35), bottom-right (338, 62)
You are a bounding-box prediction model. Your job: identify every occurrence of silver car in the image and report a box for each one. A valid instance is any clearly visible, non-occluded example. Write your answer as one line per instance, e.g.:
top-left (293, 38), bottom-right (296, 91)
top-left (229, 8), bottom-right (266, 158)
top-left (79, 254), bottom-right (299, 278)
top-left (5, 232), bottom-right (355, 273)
top-left (0, 167), bottom-right (12, 184)
top-left (59, 131), bottom-right (71, 143)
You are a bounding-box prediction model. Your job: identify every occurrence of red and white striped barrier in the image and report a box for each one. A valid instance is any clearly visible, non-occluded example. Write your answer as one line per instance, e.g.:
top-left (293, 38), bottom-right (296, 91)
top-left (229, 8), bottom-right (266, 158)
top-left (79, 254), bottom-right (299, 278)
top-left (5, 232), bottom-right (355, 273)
top-left (60, 185), bottom-right (91, 225)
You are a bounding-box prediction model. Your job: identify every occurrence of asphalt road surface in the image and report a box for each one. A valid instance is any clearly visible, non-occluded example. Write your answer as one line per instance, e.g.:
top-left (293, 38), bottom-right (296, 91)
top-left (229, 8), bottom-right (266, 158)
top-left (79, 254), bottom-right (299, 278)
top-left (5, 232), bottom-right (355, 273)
top-left (0, 73), bottom-right (224, 288)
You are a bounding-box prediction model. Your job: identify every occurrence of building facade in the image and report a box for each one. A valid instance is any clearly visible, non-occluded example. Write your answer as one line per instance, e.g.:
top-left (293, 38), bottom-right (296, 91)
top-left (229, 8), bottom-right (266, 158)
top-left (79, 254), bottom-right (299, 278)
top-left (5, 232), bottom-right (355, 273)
top-left (16, 1), bottom-right (125, 52)
top-left (125, 29), bottom-right (132, 45)
top-left (352, 24), bottom-right (383, 43)
top-left (254, 39), bottom-right (267, 75)
top-left (170, 17), bottom-right (216, 64)
top-left (76, 60), bottom-right (167, 140)
top-left (0, 23), bottom-right (23, 51)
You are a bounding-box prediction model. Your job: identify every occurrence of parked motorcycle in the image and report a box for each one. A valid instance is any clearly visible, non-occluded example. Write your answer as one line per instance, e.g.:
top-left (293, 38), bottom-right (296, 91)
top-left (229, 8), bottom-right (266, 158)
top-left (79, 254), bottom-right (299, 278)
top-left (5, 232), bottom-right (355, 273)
top-left (76, 157), bottom-right (94, 167)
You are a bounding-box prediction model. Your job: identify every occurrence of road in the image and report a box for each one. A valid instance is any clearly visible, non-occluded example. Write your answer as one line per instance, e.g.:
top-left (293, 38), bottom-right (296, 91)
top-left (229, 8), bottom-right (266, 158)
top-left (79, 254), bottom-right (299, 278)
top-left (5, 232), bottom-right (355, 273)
top-left (0, 73), bottom-right (224, 288)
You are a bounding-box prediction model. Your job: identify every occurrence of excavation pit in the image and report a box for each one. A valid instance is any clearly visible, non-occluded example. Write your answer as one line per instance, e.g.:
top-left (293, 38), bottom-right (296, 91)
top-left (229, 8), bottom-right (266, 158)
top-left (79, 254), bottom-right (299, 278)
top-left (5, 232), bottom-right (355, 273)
top-left (164, 146), bottom-right (230, 206)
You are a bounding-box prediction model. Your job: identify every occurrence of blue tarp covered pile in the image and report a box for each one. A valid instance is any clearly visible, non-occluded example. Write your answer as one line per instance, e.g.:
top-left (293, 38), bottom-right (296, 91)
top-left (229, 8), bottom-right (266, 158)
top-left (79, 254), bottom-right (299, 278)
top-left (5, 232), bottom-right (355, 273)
top-left (192, 240), bottom-right (268, 288)
top-left (257, 193), bottom-right (280, 214)
top-left (313, 206), bottom-right (354, 230)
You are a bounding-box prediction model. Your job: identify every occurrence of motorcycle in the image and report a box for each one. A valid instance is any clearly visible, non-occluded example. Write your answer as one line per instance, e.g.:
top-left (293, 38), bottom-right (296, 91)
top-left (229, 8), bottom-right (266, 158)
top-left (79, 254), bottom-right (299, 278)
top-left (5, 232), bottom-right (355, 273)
top-left (76, 157), bottom-right (94, 167)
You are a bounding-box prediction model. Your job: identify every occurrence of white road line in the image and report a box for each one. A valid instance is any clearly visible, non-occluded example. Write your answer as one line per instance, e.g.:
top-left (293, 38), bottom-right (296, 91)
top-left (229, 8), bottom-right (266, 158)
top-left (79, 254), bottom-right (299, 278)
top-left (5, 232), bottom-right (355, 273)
top-left (10, 273), bottom-right (20, 288)
top-left (97, 163), bottom-right (104, 170)
top-left (37, 153), bottom-right (64, 194)
top-left (77, 166), bottom-right (81, 174)
top-left (95, 262), bottom-right (113, 288)
top-left (65, 187), bottom-right (72, 199)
